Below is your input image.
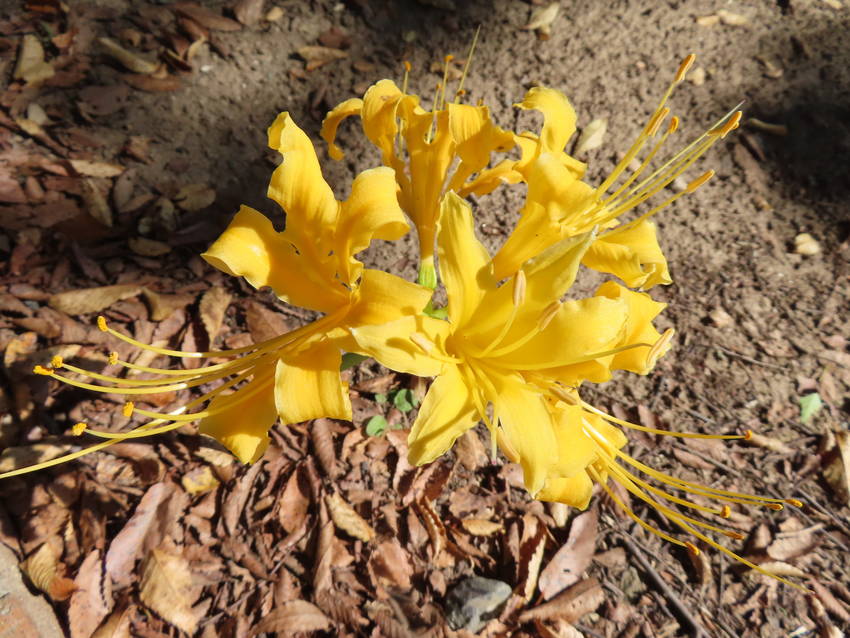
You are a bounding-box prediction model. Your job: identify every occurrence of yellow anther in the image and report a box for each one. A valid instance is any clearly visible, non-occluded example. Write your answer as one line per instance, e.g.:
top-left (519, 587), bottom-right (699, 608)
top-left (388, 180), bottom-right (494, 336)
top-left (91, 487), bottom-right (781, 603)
top-left (51, 355), bottom-right (63, 369)
top-left (71, 422), bottom-right (87, 436)
top-left (675, 54), bottom-right (696, 83)
top-left (647, 328), bottom-right (675, 366)
top-left (444, 54), bottom-right (454, 63)
top-left (108, 351), bottom-right (119, 365)
top-left (667, 115), bottom-right (680, 134)
top-left (744, 429), bottom-right (753, 440)
top-left (711, 110), bottom-right (743, 138)
top-left (685, 541), bottom-right (700, 556)
top-left (538, 301), bottom-right (561, 331)
top-left (97, 316), bottom-right (108, 331)
top-left (723, 530), bottom-right (745, 540)
top-left (720, 505), bottom-right (731, 518)
top-left (646, 107), bottom-right (670, 137)
top-left (33, 365), bottom-right (54, 376)
top-left (512, 270), bottom-right (527, 307)
top-left (122, 401), bottom-right (135, 418)
top-left (686, 170), bottom-right (714, 193)
top-left (766, 503), bottom-right (784, 511)
top-left (785, 498), bottom-right (803, 508)
top-left (410, 333), bottom-right (433, 354)
top-left (403, 60), bottom-right (411, 73)
top-left (455, 88), bottom-right (467, 98)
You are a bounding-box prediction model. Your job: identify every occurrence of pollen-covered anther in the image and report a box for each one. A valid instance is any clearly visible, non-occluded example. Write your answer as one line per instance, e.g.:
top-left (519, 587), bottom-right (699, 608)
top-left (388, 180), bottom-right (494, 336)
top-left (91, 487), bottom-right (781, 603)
top-left (51, 355), bottom-right (64, 369)
top-left (667, 115), bottom-right (680, 134)
top-left (711, 110), bottom-right (743, 138)
top-left (785, 498), bottom-right (803, 508)
top-left (646, 107), bottom-right (670, 137)
top-left (97, 315), bottom-right (108, 331)
top-left (675, 53), bottom-right (697, 83)
top-left (410, 332), bottom-right (434, 354)
top-left (122, 401), bottom-right (135, 418)
top-left (71, 422), bottom-right (87, 436)
top-left (403, 60), bottom-right (411, 73)
top-left (766, 502), bottom-right (784, 511)
top-left (444, 54), bottom-right (454, 64)
top-left (512, 270), bottom-right (527, 307)
top-left (686, 170), bottom-right (715, 193)
top-left (108, 351), bottom-right (119, 365)
top-left (33, 365), bottom-right (53, 376)
top-left (744, 429), bottom-right (753, 440)
top-left (720, 504), bottom-right (731, 518)
top-left (685, 541), bottom-right (700, 556)
top-left (723, 530), bottom-right (746, 540)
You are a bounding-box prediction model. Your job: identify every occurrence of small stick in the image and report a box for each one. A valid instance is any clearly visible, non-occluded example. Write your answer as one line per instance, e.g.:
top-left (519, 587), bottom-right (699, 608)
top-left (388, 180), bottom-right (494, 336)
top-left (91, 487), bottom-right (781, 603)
top-left (714, 344), bottom-right (787, 370)
top-left (619, 533), bottom-right (710, 638)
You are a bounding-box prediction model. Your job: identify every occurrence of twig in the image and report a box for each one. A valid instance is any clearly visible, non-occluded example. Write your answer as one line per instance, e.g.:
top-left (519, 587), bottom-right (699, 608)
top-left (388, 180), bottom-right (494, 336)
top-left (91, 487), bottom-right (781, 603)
top-left (618, 533), bottom-right (710, 638)
top-left (714, 344), bottom-right (787, 370)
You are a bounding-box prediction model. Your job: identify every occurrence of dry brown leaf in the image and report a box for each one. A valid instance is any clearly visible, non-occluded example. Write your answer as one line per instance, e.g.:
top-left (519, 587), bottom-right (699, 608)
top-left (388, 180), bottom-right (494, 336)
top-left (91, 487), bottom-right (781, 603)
top-left (746, 432), bottom-right (795, 455)
top-left (811, 580), bottom-right (850, 623)
top-left (99, 37), bottom-right (159, 74)
top-left (265, 6), bottom-right (284, 21)
top-left (311, 418), bottom-right (339, 479)
top-left (142, 288), bottom-right (194, 321)
top-left (523, 2), bottom-right (559, 31)
top-left (21, 542), bottom-right (75, 601)
top-left (416, 497), bottom-right (448, 562)
top-left (519, 577), bottom-right (605, 624)
top-left (518, 522), bottom-right (547, 601)
top-left (244, 300), bottom-right (290, 343)
top-left (717, 9), bottom-right (749, 26)
top-left (180, 466), bottom-right (219, 495)
top-left (139, 548), bottom-right (198, 635)
top-left (3, 330), bottom-right (38, 368)
top-left (461, 518), bottom-right (503, 537)
top-left (80, 178), bottom-right (112, 227)
top-left (297, 46), bottom-right (348, 71)
top-left (70, 159), bottom-right (125, 178)
top-left (123, 74), bottom-right (182, 92)
top-left (174, 182), bottom-right (215, 211)
top-left (574, 118), bottom-right (607, 154)
top-left (198, 286), bottom-right (231, 344)
top-left (326, 492), bottom-right (375, 542)
top-left (128, 237), bottom-right (171, 257)
top-left (174, 2), bottom-right (242, 31)
top-left (68, 549), bottom-right (113, 638)
top-left (455, 428), bottom-right (489, 471)
top-left (824, 431), bottom-right (850, 504)
top-left (810, 594), bottom-right (844, 638)
top-left (369, 539), bottom-right (412, 590)
top-left (767, 523), bottom-right (817, 561)
top-left (250, 600), bottom-right (332, 636)
top-left (695, 14), bottom-right (720, 26)
top-left (15, 34), bottom-right (55, 84)
top-left (279, 465), bottom-right (311, 534)
top-left (91, 606), bottom-right (132, 638)
top-left (50, 284), bottom-right (141, 315)
top-left (539, 509), bottom-right (598, 600)
top-left (234, 0), bottom-right (266, 25)
top-left (752, 561), bottom-right (807, 579)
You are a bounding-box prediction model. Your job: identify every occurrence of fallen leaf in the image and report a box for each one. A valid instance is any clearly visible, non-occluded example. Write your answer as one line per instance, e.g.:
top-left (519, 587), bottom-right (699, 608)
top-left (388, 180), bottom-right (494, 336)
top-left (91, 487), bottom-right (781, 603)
top-left (234, 0), bottom-right (266, 25)
top-left (142, 288), bottom-right (194, 321)
top-left (173, 2), bottom-right (242, 31)
top-left (70, 159), bottom-right (125, 178)
top-left (752, 561), bottom-right (807, 579)
top-left (244, 300), bottom-right (290, 343)
top-left (461, 518), bottom-right (503, 537)
top-left (99, 37), bottom-right (159, 74)
top-left (250, 600), bottom-right (332, 636)
top-left (517, 520), bottom-right (547, 601)
top-left (297, 45), bottom-right (347, 71)
top-left (523, 2), bottom-right (559, 31)
top-left (198, 286), bottom-right (231, 343)
top-left (824, 431), bottom-right (850, 504)
top-left (180, 466), bottom-right (220, 495)
top-left (811, 579), bottom-right (850, 624)
top-left (519, 577), bottom-right (605, 624)
top-left (278, 465), bottom-right (310, 534)
top-left (49, 284), bottom-right (141, 315)
top-left (123, 74), bottom-right (182, 92)
top-left (746, 432), bottom-right (794, 455)
top-left (21, 542), bottom-right (75, 601)
top-left (129, 237), bottom-right (171, 257)
top-left (311, 418), bottom-right (339, 479)
top-left (14, 34), bottom-right (55, 84)
top-left (265, 6), bottom-right (284, 21)
top-left (91, 606), bottom-right (132, 638)
top-left (717, 9), bottom-right (749, 26)
top-left (369, 539), bottom-right (412, 590)
top-left (574, 118), bottom-right (607, 155)
top-left (139, 548), bottom-right (198, 635)
top-left (326, 492), bottom-right (375, 542)
top-left (81, 178), bottom-right (113, 227)
top-left (68, 549), bottom-right (113, 638)
top-left (174, 182), bottom-right (215, 211)
top-left (539, 509), bottom-right (598, 600)
top-left (794, 232), bottom-right (821, 256)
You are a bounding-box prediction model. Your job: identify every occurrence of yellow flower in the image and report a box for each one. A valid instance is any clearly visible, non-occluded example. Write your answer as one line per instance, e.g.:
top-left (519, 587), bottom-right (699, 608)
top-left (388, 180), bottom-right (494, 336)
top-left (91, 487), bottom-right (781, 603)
top-left (321, 64), bottom-right (515, 284)
top-left (492, 55), bottom-right (739, 289)
top-left (350, 191), bottom-right (667, 495)
top-left (7, 112), bottom-right (431, 477)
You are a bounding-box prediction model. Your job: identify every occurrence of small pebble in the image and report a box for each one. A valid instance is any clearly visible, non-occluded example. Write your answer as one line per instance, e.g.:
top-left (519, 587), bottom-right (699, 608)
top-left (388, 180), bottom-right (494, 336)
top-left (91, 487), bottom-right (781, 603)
top-left (794, 233), bottom-right (821, 256)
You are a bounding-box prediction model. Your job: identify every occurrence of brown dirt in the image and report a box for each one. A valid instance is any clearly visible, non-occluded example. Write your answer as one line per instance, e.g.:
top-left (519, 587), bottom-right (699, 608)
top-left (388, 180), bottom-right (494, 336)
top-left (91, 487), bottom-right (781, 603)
top-left (2, 0), bottom-right (850, 637)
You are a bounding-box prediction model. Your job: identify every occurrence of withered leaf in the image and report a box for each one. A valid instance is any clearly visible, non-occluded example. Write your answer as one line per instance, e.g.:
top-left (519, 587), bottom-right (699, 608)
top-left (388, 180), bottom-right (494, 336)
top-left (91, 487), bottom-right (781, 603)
top-left (14, 34), bottom-right (55, 84)
top-left (369, 539), bottom-right (412, 591)
top-left (326, 492), bottom-right (375, 542)
top-left (123, 74), bottom-right (182, 92)
top-left (311, 418), bottom-right (338, 479)
top-left (49, 284), bottom-right (141, 315)
top-left (198, 286), bottom-right (231, 343)
top-left (68, 549), bottom-right (113, 638)
top-left (811, 579), bottom-right (850, 624)
top-left (279, 465), bottom-right (310, 534)
top-left (573, 118), bottom-right (607, 155)
top-left (824, 431), bottom-right (850, 504)
top-left (142, 288), bottom-right (194, 322)
top-left (21, 542), bottom-right (75, 601)
top-left (249, 600), bottom-right (332, 636)
top-left (91, 607), bottom-right (132, 638)
top-left (517, 521), bottom-right (547, 601)
top-left (128, 237), bottom-right (171, 257)
top-left (174, 182), bottom-right (215, 211)
top-left (522, 2), bottom-right (559, 31)
top-left (173, 2), bottom-right (242, 31)
top-left (234, 0), bottom-right (266, 25)
top-left (99, 37), bottom-right (159, 74)
top-left (297, 45), bottom-right (348, 71)
top-left (461, 518), bottom-right (503, 537)
top-left (539, 508), bottom-right (598, 600)
top-left (244, 300), bottom-right (289, 343)
top-left (180, 466), bottom-right (220, 495)
top-left (81, 178), bottom-right (112, 227)
top-left (519, 577), bottom-right (605, 624)
top-left (70, 159), bottom-right (125, 178)
top-left (139, 548), bottom-right (198, 634)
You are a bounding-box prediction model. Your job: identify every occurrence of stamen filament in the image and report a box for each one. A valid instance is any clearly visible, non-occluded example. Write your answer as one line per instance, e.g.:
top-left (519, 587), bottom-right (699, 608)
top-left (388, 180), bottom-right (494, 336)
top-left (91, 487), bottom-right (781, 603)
top-left (454, 26), bottom-right (480, 103)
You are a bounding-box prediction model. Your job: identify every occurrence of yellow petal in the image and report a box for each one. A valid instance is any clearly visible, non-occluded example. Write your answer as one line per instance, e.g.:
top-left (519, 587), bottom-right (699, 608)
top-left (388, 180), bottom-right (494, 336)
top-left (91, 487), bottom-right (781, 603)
top-left (274, 340), bottom-right (351, 425)
top-left (361, 80), bottom-right (407, 167)
top-left (537, 471), bottom-right (593, 509)
top-left (201, 205), bottom-right (347, 313)
top-left (596, 281), bottom-right (668, 374)
top-left (408, 364), bottom-right (478, 465)
top-left (337, 167), bottom-right (409, 283)
top-left (458, 158), bottom-right (523, 197)
top-left (345, 268), bottom-right (433, 327)
top-left (349, 314), bottom-right (450, 377)
top-left (446, 103), bottom-right (514, 191)
top-left (583, 220), bottom-right (672, 289)
top-left (493, 373), bottom-right (558, 496)
top-left (198, 365), bottom-right (277, 464)
top-left (515, 87), bottom-right (577, 155)
top-left (437, 192), bottom-right (496, 327)
top-left (320, 97), bottom-right (363, 160)
top-left (266, 112), bottom-right (339, 254)
top-left (550, 404), bottom-right (599, 477)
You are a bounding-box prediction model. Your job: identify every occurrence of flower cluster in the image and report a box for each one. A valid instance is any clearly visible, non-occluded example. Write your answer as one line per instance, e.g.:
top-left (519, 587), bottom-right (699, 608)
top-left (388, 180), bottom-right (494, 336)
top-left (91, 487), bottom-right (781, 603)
top-left (11, 54), bottom-right (800, 586)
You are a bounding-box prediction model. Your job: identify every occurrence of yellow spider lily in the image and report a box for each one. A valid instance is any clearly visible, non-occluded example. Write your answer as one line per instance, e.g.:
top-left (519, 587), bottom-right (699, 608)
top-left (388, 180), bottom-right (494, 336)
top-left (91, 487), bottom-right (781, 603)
top-left (5, 113), bottom-right (430, 476)
top-left (492, 55), bottom-right (740, 288)
top-left (321, 60), bottom-right (515, 287)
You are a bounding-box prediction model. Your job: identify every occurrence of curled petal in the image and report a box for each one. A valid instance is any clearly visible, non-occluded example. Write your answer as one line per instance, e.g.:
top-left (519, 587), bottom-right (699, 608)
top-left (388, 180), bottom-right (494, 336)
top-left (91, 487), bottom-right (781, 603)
top-left (537, 471), bottom-right (594, 509)
top-left (274, 340), bottom-right (351, 425)
top-left (321, 97), bottom-right (363, 161)
top-left (582, 219), bottom-right (672, 290)
top-left (446, 103), bottom-right (515, 192)
top-left (515, 87), bottom-right (577, 156)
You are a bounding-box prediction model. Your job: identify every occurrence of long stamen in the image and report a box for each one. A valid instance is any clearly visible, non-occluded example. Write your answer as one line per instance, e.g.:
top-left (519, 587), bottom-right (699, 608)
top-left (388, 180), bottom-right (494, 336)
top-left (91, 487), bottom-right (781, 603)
top-left (475, 271), bottom-right (525, 358)
top-left (454, 26), bottom-right (480, 103)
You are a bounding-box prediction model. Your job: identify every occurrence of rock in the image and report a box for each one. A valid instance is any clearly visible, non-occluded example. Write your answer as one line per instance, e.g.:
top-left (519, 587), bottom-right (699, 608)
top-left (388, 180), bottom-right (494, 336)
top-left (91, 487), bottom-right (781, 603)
top-left (0, 542), bottom-right (64, 638)
top-left (445, 576), bottom-right (512, 632)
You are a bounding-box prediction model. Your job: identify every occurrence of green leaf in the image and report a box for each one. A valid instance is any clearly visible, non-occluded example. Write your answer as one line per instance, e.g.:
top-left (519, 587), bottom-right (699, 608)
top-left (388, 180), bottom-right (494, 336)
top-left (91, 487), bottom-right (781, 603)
top-left (799, 392), bottom-right (823, 424)
top-left (393, 388), bottom-right (416, 412)
top-left (374, 393), bottom-right (388, 404)
top-left (340, 352), bottom-right (369, 370)
top-left (365, 415), bottom-right (389, 436)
